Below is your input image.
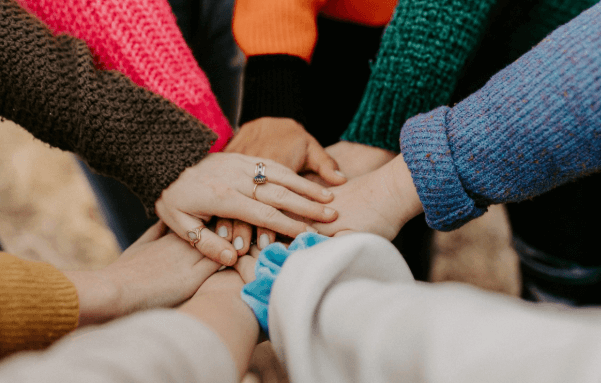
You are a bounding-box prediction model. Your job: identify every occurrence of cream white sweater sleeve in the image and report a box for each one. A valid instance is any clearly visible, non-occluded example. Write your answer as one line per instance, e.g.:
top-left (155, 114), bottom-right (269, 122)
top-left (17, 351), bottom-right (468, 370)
top-left (269, 233), bottom-right (601, 383)
top-left (0, 310), bottom-right (237, 383)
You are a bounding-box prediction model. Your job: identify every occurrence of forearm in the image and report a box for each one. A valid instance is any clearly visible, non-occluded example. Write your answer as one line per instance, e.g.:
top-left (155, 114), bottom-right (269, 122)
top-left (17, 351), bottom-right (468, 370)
top-left (401, 4), bottom-right (601, 231)
top-left (17, 0), bottom-right (232, 151)
top-left (178, 271), bottom-right (259, 379)
top-left (0, 0), bottom-right (216, 215)
top-left (342, 0), bottom-right (498, 152)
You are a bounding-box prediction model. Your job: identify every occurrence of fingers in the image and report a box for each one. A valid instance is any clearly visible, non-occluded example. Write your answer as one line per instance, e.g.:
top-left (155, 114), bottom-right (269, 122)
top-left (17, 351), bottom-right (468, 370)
top-left (254, 182), bottom-right (338, 223)
top-left (192, 256), bottom-right (222, 281)
top-left (256, 227), bottom-right (275, 250)
top-left (259, 159), bottom-right (334, 203)
top-left (305, 140), bottom-right (347, 186)
top-left (334, 230), bottom-right (356, 238)
top-left (232, 220), bottom-right (252, 256)
top-left (233, 254), bottom-right (257, 284)
top-left (164, 210), bottom-right (238, 266)
top-left (224, 194), bottom-right (318, 239)
top-left (215, 218), bottom-right (233, 241)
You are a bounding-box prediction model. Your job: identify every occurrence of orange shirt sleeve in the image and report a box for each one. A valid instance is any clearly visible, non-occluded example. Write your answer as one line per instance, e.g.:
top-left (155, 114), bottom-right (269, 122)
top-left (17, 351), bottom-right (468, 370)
top-left (233, 0), bottom-right (396, 62)
top-left (0, 253), bottom-right (79, 359)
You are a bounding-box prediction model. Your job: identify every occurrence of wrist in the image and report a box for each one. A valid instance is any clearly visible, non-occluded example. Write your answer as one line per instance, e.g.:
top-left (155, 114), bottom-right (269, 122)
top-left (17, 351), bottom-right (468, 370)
top-left (64, 269), bottom-right (121, 326)
top-left (386, 154), bottom-right (424, 224)
top-left (239, 55), bottom-right (309, 126)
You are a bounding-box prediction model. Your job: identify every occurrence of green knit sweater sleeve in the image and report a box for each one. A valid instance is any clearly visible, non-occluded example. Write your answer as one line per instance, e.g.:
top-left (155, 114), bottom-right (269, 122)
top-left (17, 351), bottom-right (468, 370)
top-left (341, 0), bottom-right (497, 152)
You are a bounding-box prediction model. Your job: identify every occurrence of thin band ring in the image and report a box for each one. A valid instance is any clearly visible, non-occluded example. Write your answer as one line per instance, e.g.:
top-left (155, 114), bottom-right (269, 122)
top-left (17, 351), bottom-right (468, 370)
top-left (253, 184), bottom-right (259, 200)
top-left (186, 226), bottom-right (203, 248)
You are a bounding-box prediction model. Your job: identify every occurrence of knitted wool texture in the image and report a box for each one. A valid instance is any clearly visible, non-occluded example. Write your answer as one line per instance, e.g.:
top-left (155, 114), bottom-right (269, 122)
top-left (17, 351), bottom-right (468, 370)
top-left (400, 3), bottom-right (601, 231)
top-left (0, 0), bottom-right (217, 215)
top-left (0, 253), bottom-right (79, 358)
top-left (342, 0), bottom-right (497, 152)
top-left (16, 0), bottom-right (232, 152)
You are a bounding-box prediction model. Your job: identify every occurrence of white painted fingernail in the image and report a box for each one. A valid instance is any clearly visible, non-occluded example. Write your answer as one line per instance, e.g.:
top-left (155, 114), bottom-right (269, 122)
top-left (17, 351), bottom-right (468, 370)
top-left (305, 226), bottom-right (318, 233)
top-left (322, 189), bottom-right (332, 196)
top-left (259, 234), bottom-right (270, 249)
top-left (218, 226), bottom-right (228, 238)
top-left (220, 249), bottom-right (233, 264)
top-left (233, 236), bottom-right (244, 250)
top-left (335, 170), bottom-right (346, 178)
top-left (324, 207), bottom-right (336, 216)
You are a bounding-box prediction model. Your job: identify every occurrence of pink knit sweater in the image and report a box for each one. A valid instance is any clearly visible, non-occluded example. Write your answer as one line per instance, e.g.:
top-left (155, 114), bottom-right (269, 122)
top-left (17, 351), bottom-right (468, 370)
top-left (17, 0), bottom-right (232, 152)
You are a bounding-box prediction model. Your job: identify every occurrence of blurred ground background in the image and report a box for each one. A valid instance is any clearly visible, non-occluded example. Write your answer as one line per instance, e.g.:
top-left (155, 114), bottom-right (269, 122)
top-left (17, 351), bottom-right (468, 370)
top-left (0, 119), bottom-right (120, 269)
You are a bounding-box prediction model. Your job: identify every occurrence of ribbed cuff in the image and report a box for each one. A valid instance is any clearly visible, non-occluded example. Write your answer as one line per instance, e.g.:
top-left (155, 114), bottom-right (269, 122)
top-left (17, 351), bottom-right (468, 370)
top-left (239, 55), bottom-right (309, 127)
top-left (400, 106), bottom-right (487, 231)
top-left (0, 254), bottom-right (79, 358)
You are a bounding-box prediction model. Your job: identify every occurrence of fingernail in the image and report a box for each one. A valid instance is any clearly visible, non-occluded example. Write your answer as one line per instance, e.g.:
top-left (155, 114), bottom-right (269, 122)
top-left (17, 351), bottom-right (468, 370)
top-left (218, 226), bottom-right (228, 238)
top-left (220, 249), bottom-right (233, 264)
top-left (305, 226), bottom-right (318, 233)
top-left (233, 236), bottom-right (244, 250)
top-left (322, 189), bottom-right (332, 196)
top-left (335, 170), bottom-right (346, 178)
top-left (259, 234), bottom-right (270, 249)
top-left (324, 207), bottom-right (336, 216)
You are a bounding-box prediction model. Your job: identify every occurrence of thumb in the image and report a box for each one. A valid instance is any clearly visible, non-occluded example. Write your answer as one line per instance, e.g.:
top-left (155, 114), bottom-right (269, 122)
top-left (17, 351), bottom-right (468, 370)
top-left (305, 141), bottom-right (347, 186)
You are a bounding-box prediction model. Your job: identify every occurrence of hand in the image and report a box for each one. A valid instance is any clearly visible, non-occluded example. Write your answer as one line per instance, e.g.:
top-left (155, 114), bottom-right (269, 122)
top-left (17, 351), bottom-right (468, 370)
top-left (313, 154), bottom-right (424, 240)
top-left (325, 141), bottom-right (397, 180)
top-left (155, 153), bottom-right (338, 265)
top-left (225, 117), bottom-right (347, 185)
top-left (65, 221), bottom-right (221, 326)
top-left (178, 269), bottom-right (259, 379)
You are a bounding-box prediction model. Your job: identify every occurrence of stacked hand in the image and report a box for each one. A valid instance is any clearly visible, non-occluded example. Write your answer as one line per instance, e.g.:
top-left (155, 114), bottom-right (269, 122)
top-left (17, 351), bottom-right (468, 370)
top-left (155, 152), bottom-right (338, 266)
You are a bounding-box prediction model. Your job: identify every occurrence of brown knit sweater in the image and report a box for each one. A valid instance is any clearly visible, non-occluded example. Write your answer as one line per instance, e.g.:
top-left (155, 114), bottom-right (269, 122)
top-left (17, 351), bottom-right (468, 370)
top-left (0, 0), bottom-right (217, 216)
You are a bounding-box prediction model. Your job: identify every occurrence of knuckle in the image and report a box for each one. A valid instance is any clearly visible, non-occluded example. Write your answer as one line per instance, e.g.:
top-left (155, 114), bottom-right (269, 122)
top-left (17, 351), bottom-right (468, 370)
top-left (274, 186), bottom-right (290, 202)
top-left (258, 205), bottom-right (280, 226)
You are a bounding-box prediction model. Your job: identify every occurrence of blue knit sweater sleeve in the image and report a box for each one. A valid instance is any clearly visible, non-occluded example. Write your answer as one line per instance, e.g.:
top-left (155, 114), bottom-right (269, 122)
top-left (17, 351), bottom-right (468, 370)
top-left (400, 3), bottom-right (601, 232)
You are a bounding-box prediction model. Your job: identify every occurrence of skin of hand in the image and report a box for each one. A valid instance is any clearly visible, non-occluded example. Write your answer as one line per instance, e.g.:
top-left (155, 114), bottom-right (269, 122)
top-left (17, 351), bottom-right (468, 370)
top-left (313, 154), bottom-right (424, 240)
top-left (215, 139), bottom-right (395, 253)
top-left (155, 152), bottom-right (338, 266)
top-left (178, 269), bottom-right (259, 380)
top-left (324, 141), bottom-right (397, 180)
top-left (225, 117), bottom-right (347, 185)
top-left (64, 221), bottom-right (222, 327)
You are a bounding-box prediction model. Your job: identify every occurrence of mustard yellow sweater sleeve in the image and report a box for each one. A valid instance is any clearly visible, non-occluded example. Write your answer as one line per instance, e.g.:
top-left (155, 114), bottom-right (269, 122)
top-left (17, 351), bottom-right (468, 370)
top-left (0, 252), bottom-right (79, 359)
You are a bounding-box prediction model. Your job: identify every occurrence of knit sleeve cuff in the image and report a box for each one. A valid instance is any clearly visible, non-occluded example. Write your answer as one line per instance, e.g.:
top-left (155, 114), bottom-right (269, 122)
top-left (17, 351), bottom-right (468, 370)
top-left (239, 55), bottom-right (309, 127)
top-left (400, 106), bottom-right (487, 231)
top-left (0, 253), bottom-right (79, 358)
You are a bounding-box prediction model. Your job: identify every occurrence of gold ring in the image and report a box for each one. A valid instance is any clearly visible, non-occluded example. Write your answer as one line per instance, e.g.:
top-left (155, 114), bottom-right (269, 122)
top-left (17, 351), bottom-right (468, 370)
top-left (186, 226), bottom-right (203, 248)
top-left (254, 162), bottom-right (267, 184)
top-left (253, 184), bottom-right (259, 200)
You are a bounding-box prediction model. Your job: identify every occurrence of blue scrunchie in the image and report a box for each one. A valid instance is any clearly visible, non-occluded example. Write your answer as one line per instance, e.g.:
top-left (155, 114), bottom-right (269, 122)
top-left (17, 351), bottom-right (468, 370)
top-left (241, 232), bottom-right (330, 336)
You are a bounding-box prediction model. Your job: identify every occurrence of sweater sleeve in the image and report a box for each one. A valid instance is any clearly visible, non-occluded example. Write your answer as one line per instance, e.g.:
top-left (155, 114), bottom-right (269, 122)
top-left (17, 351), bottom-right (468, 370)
top-left (0, 310), bottom-right (237, 383)
top-left (0, 0), bottom-right (217, 216)
top-left (0, 252), bottom-right (79, 359)
top-left (400, 3), bottom-right (601, 231)
top-left (269, 233), bottom-right (601, 383)
top-left (233, 0), bottom-right (396, 126)
top-left (341, 0), bottom-right (498, 152)
top-left (16, 0), bottom-right (232, 152)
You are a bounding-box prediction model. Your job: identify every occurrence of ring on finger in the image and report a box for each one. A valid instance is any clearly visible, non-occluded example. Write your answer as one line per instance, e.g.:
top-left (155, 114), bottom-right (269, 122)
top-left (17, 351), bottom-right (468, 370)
top-left (186, 226), bottom-right (203, 248)
top-left (253, 162), bottom-right (268, 200)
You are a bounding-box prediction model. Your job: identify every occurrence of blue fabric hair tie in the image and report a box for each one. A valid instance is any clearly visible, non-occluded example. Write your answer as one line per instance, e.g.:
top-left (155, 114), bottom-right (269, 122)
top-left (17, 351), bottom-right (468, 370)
top-left (241, 232), bottom-right (329, 336)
